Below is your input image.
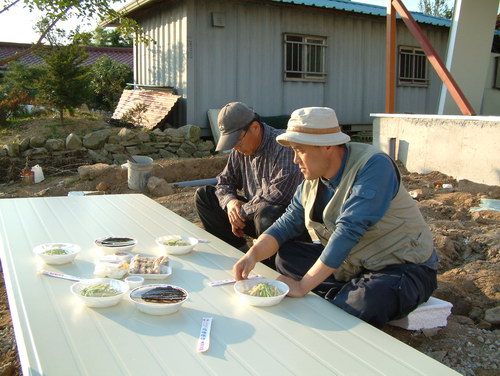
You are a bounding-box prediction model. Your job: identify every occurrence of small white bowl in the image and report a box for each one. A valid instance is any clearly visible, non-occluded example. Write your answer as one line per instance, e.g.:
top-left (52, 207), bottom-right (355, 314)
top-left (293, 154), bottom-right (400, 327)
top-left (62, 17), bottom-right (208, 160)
top-left (33, 243), bottom-right (80, 265)
top-left (155, 235), bottom-right (198, 255)
top-left (125, 276), bottom-right (144, 290)
top-left (234, 278), bottom-right (289, 307)
top-left (129, 284), bottom-right (188, 315)
top-left (95, 236), bottom-right (137, 256)
top-left (71, 278), bottom-right (128, 308)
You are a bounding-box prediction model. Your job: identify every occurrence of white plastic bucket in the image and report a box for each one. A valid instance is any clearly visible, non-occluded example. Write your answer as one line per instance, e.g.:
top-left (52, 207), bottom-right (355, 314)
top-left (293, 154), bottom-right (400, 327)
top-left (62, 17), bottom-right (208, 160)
top-left (127, 156), bottom-right (153, 191)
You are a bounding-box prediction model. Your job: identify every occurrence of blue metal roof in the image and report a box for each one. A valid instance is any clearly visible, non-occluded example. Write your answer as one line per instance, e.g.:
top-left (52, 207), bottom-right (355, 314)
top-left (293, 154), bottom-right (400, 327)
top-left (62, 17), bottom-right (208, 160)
top-left (270, 0), bottom-right (452, 27)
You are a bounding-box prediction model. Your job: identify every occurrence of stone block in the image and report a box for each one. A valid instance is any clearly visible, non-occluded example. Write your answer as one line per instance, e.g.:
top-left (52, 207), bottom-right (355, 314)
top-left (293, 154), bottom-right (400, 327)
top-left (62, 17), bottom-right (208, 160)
top-left (159, 150), bottom-right (176, 159)
top-left (104, 143), bottom-right (125, 153)
top-left (125, 146), bottom-right (141, 156)
top-left (117, 127), bottom-right (136, 141)
top-left (108, 135), bottom-right (120, 144)
top-left (78, 163), bottom-right (113, 180)
top-left (45, 138), bottom-right (65, 151)
top-left (83, 129), bottom-right (112, 150)
top-left (66, 133), bottom-right (82, 150)
top-left (193, 151), bottom-right (211, 158)
top-left (147, 176), bottom-right (174, 197)
top-left (30, 136), bottom-right (46, 148)
top-left (20, 137), bottom-right (30, 152)
top-left (24, 147), bottom-right (47, 156)
top-left (6, 143), bottom-right (20, 157)
top-left (178, 124), bottom-right (200, 143)
top-left (88, 149), bottom-right (111, 164)
top-left (136, 131), bottom-right (151, 142)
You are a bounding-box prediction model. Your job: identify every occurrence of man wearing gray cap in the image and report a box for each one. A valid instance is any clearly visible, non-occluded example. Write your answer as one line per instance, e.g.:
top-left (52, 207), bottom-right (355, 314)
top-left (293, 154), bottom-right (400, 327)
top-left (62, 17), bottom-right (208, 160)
top-left (233, 107), bottom-right (438, 328)
top-left (195, 102), bottom-right (303, 257)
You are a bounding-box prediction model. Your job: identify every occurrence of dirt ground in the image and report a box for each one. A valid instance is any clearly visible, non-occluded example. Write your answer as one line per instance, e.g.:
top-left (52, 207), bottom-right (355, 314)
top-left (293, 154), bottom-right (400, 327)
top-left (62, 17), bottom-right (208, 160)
top-left (1, 144), bottom-right (499, 375)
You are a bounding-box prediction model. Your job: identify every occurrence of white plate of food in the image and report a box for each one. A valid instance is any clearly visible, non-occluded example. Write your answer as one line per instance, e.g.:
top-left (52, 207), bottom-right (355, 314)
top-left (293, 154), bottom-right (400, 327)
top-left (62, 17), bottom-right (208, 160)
top-left (128, 255), bottom-right (172, 280)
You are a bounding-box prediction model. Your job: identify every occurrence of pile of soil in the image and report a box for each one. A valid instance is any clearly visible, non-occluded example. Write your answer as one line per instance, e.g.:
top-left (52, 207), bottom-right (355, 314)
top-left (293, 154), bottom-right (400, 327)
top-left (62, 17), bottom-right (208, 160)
top-left (0, 157), bottom-right (499, 376)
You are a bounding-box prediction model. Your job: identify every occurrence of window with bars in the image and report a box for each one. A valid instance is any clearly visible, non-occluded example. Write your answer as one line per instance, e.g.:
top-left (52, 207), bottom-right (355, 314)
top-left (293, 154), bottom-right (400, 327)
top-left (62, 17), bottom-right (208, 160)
top-left (398, 46), bottom-right (429, 87)
top-left (494, 56), bottom-right (500, 89)
top-left (284, 34), bottom-right (327, 81)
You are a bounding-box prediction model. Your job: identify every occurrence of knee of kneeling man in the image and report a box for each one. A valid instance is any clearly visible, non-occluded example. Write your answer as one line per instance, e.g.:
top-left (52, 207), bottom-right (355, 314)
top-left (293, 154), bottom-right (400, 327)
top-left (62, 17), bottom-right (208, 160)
top-left (195, 185), bottom-right (212, 199)
top-left (332, 295), bottom-right (388, 328)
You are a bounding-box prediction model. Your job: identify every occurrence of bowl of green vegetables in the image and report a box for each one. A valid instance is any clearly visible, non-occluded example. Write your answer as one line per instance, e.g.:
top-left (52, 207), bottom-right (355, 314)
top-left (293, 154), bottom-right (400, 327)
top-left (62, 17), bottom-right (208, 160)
top-left (155, 235), bottom-right (198, 255)
top-left (33, 242), bottom-right (81, 265)
top-left (234, 278), bottom-right (289, 307)
top-left (70, 278), bottom-right (128, 308)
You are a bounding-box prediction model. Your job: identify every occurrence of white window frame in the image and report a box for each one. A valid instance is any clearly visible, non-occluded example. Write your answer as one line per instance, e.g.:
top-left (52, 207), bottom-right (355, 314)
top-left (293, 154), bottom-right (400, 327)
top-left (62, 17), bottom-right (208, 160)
top-left (283, 33), bottom-right (327, 82)
top-left (398, 45), bottom-right (429, 87)
top-left (494, 56), bottom-right (500, 89)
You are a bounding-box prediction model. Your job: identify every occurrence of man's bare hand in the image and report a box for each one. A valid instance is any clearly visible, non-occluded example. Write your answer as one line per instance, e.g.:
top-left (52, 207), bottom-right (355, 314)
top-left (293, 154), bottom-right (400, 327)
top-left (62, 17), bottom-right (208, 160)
top-left (226, 199), bottom-right (246, 236)
top-left (277, 275), bottom-right (306, 297)
top-left (233, 252), bottom-right (257, 280)
top-left (231, 224), bottom-right (244, 238)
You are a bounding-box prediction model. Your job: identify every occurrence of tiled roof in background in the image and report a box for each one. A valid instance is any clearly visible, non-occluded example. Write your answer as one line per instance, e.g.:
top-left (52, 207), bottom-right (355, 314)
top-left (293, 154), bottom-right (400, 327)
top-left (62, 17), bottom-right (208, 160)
top-left (0, 42), bottom-right (133, 69)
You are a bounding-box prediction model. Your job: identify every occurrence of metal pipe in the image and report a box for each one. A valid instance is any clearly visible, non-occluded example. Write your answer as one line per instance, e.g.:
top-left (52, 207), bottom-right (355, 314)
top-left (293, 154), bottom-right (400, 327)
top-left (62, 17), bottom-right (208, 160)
top-left (169, 178), bottom-right (217, 188)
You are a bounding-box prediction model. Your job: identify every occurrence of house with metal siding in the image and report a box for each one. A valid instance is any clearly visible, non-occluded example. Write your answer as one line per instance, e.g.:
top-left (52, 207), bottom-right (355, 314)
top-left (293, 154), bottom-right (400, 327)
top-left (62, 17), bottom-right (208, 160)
top-left (116, 0), bottom-right (452, 135)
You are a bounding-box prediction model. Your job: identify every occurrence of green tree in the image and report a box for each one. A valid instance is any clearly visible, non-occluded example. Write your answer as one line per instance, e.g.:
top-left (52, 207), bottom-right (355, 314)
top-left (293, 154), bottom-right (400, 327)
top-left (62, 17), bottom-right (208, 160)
top-left (0, 62), bottom-right (43, 98)
top-left (0, 0), bottom-right (152, 66)
top-left (0, 62), bottom-right (44, 125)
top-left (89, 55), bottom-right (132, 111)
top-left (35, 44), bottom-right (90, 124)
top-left (91, 26), bottom-right (133, 47)
top-left (418, 0), bottom-right (454, 19)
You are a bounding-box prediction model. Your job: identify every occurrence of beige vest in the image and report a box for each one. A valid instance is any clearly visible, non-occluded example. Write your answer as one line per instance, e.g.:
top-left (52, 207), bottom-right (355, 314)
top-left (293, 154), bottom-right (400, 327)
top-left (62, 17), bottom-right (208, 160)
top-left (302, 143), bottom-right (433, 281)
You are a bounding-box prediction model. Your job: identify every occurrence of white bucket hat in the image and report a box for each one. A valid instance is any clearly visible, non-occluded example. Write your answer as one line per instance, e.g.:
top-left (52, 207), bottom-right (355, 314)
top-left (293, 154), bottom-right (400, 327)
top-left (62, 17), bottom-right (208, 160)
top-left (276, 107), bottom-right (350, 147)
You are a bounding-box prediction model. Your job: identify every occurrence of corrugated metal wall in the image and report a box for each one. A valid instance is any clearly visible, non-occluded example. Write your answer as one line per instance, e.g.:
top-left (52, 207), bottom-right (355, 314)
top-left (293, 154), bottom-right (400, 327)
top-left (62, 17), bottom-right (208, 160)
top-left (134, 1), bottom-right (188, 124)
top-left (135, 0), bottom-right (449, 131)
top-left (189, 0), bottom-right (449, 129)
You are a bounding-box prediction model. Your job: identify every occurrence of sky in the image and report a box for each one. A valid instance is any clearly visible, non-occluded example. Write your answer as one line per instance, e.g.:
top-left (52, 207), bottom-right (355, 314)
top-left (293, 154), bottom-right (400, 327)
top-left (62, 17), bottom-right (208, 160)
top-left (0, 0), bottom-right (450, 44)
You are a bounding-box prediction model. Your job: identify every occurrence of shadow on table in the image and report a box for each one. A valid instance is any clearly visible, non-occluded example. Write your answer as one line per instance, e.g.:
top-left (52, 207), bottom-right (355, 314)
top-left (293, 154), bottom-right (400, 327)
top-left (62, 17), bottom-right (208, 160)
top-left (231, 293), bottom-right (362, 333)
top-left (164, 264), bottom-right (208, 293)
top-left (172, 249), bottom-right (238, 272)
top-left (89, 306), bottom-right (255, 360)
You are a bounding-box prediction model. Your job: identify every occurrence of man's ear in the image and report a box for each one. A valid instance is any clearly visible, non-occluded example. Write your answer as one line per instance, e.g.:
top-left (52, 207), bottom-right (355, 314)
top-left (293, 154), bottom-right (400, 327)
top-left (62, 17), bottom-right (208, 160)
top-left (250, 120), bottom-right (261, 133)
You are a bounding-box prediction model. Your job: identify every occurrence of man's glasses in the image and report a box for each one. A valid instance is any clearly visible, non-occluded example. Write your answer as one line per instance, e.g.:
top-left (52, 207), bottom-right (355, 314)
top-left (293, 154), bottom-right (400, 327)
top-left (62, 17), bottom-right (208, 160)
top-left (235, 127), bottom-right (250, 148)
top-left (234, 118), bottom-right (256, 148)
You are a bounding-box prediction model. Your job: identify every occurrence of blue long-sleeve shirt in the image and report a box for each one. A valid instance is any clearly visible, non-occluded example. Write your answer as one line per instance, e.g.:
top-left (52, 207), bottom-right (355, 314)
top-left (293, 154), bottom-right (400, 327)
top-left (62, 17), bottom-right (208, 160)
top-left (265, 149), bottom-right (438, 269)
top-left (265, 151), bottom-right (400, 268)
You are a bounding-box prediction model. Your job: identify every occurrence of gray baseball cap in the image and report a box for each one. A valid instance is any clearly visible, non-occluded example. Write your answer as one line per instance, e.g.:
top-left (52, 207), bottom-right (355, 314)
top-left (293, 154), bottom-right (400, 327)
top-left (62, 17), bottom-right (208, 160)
top-left (216, 102), bottom-right (255, 151)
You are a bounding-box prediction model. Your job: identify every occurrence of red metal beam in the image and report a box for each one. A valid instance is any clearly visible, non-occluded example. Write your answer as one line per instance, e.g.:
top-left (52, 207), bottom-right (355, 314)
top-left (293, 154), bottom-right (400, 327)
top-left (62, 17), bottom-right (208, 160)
top-left (385, 1), bottom-right (396, 113)
top-left (391, 0), bottom-right (476, 115)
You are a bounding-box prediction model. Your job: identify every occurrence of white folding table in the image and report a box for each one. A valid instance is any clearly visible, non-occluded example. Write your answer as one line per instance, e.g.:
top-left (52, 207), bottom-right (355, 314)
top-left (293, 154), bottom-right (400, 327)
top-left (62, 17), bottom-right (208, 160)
top-left (0, 194), bottom-right (459, 375)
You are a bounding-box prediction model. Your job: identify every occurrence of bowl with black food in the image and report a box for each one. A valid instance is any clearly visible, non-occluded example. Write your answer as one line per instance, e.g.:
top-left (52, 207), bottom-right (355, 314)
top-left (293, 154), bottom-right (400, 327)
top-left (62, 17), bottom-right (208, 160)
top-left (129, 284), bottom-right (188, 315)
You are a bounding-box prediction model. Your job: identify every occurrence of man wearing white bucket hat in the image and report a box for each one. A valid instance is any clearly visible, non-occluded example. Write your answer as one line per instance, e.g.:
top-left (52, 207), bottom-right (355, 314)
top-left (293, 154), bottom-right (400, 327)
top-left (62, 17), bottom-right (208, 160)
top-left (195, 102), bottom-right (303, 259)
top-left (233, 107), bottom-right (438, 328)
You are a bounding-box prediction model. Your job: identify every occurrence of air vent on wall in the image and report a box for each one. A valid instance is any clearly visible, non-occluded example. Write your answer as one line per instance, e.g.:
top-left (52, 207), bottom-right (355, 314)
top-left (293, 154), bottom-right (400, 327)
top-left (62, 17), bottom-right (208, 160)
top-left (212, 12), bottom-right (225, 27)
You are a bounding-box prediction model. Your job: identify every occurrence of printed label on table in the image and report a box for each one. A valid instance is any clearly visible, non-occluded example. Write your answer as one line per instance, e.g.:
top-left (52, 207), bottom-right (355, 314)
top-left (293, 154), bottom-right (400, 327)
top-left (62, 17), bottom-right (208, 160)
top-left (197, 317), bottom-right (213, 353)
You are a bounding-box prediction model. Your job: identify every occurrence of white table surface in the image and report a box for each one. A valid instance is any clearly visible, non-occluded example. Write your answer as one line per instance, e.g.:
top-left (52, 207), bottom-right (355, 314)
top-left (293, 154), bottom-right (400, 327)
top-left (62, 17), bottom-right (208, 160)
top-left (0, 194), bottom-right (459, 375)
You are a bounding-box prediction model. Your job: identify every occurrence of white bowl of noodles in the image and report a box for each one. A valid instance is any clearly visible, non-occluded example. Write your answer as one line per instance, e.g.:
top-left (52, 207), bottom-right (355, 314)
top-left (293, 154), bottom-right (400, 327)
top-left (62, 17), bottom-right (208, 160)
top-left (155, 235), bottom-right (198, 255)
top-left (33, 243), bottom-right (80, 265)
top-left (234, 278), bottom-right (289, 307)
top-left (71, 278), bottom-right (128, 308)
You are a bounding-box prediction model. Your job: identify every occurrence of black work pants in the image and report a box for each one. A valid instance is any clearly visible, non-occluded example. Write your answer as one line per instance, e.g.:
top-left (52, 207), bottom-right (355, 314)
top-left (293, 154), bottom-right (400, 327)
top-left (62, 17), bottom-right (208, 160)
top-left (275, 240), bottom-right (437, 328)
top-left (194, 185), bottom-right (286, 249)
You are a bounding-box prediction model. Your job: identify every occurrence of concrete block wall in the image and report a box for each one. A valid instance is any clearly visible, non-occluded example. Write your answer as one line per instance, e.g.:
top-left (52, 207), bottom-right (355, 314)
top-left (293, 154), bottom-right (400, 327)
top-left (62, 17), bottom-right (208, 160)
top-left (372, 114), bottom-right (500, 186)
